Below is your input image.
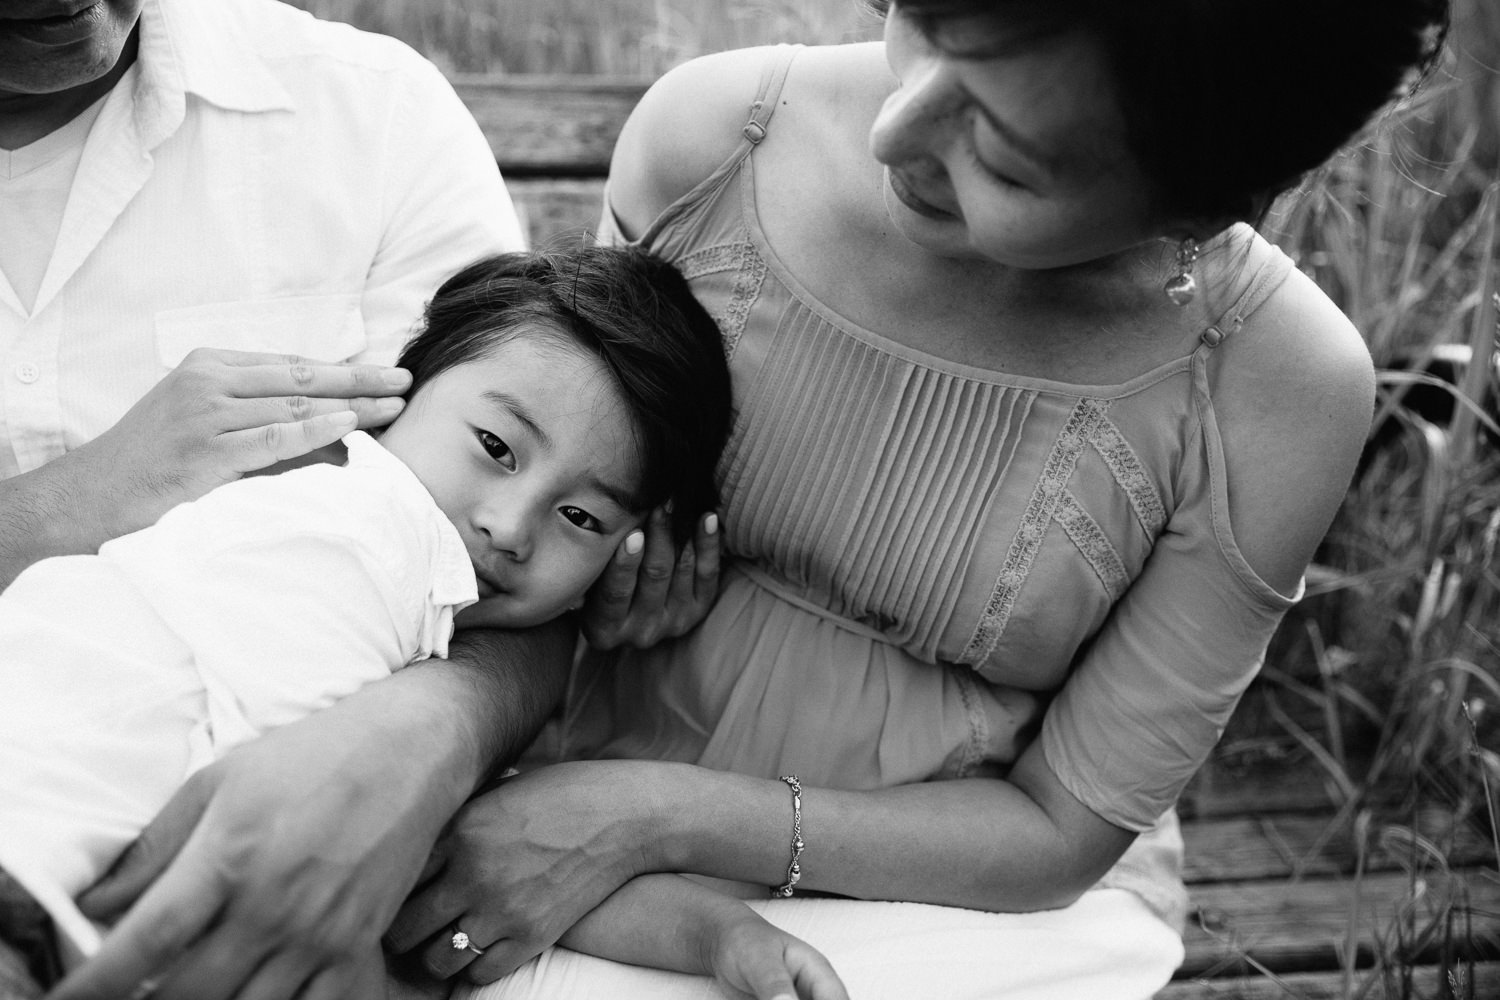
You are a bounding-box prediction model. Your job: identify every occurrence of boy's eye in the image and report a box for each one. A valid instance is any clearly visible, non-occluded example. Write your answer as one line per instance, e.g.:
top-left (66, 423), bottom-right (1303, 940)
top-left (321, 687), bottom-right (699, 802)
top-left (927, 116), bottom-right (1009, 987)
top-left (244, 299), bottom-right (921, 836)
top-left (477, 430), bottom-right (516, 471)
top-left (559, 505), bottom-right (602, 533)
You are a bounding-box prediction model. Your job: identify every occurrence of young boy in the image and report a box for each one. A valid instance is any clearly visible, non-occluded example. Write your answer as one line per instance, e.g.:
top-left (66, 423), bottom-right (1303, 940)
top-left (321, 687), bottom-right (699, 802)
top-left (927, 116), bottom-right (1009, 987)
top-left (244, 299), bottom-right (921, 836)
top-left (0, 247), bottom-right (846, 1000)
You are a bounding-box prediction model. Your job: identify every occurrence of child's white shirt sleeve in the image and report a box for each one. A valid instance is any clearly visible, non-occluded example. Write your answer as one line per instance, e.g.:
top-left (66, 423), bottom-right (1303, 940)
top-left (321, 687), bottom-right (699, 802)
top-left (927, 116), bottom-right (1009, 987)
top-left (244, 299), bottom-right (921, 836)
top-left (97, 431), bottom-right (478, 750)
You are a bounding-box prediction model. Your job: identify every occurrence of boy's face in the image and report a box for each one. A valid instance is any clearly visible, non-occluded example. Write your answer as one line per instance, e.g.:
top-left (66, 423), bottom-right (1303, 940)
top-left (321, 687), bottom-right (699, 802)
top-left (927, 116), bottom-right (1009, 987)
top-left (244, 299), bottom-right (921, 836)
top-left (379, 327), bottom-right (645, 627)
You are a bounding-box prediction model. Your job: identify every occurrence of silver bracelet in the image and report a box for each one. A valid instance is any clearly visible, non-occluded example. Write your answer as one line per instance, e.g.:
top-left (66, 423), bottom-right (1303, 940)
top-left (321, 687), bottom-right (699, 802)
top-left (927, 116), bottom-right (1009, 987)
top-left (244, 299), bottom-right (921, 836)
top-left (771, 775), bottom-right (804, 897)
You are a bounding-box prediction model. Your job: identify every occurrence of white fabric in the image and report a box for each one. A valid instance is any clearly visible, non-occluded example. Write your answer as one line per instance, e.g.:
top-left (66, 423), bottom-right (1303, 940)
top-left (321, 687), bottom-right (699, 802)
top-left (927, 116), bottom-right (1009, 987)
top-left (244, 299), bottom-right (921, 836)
top-left (0, 0), bottom-right (524, 479)
top-left (0, 92), bottom-right (110, 312)
top-left (461, 888), bottom-right (1184, 1000)
top-left (0, 432), bottom-right (476, 962)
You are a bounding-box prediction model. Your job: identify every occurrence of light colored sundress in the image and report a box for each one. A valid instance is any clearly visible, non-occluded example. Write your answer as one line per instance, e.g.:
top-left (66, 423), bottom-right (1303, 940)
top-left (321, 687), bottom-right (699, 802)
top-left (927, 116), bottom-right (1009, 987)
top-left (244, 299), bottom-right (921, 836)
top-left (502, 44), bottom-right (1301, 1000)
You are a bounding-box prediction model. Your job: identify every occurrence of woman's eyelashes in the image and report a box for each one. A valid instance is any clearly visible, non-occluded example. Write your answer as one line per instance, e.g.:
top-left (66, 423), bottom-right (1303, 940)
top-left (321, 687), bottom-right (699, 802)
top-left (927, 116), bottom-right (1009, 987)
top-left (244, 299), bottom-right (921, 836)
top-left (476, 429), bottom-right (517, 471)
top-left (969, 120), bottom-right (1028, 189)
top-left (559, 505), bottom-right (603, 533)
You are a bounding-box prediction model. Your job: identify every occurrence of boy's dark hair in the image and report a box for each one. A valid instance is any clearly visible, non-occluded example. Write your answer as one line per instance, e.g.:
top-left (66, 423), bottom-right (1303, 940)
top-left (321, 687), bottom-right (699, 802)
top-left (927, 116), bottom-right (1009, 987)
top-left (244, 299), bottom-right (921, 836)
top-left (397, 245), bottom-right (732, 543)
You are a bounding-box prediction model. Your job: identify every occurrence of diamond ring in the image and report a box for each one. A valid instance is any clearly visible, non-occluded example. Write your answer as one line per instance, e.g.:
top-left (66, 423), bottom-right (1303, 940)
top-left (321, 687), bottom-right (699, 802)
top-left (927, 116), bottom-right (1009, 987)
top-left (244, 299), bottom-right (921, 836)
top-left (450, 929), bottom-right (485, 956)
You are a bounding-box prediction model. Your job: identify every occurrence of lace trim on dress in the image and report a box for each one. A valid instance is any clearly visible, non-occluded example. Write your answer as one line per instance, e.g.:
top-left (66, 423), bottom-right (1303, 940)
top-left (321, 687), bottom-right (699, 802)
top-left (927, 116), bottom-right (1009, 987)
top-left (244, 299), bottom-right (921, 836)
top-left (949, 666), bottom-right (992, 779)
top-left (677, 235), bottom-right (767, 357)
top-left (960, 397), bottom-right (1112, 664)
top-left (1090, 418), bottom-right (1168, 538)
top-left (1055, 490), bottom-right (1129, 602)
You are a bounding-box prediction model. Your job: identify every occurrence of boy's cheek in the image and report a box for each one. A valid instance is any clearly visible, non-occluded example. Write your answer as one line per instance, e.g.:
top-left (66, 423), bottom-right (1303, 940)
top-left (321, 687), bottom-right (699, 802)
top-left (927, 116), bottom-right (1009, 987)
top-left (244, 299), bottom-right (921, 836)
top-left (453, 596), bottom-right (517, 631)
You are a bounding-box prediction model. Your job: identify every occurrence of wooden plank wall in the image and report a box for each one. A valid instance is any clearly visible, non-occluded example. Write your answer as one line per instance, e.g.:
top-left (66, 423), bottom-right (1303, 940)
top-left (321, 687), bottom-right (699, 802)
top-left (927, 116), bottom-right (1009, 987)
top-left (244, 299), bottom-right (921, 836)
top-left (453, 75), bottom-right (645, 244)
top-left (453, 72), bottom-right (1500, 999)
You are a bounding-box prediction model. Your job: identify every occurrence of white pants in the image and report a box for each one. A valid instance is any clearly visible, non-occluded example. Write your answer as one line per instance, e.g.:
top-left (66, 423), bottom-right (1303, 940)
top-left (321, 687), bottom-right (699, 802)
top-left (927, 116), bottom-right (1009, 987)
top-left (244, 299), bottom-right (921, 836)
top-left (459, 888), bottom-right (1183, 1000)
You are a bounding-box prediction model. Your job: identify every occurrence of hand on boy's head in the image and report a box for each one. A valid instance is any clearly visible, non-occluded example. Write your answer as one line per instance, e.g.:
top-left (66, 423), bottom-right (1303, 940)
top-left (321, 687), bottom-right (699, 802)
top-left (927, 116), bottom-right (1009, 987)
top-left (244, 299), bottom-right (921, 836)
top-left (64, 347), bottom-right (410, 542)
top-left (580, 507), bottom-right (722, 650)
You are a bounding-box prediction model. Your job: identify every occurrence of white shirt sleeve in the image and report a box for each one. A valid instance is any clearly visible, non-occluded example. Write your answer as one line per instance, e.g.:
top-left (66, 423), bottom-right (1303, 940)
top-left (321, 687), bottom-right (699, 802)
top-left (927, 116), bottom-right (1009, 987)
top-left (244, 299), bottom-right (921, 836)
top-left (98, 465), bottom-right (434, 748)
top-left (356, 54), bottom-right (527, 365)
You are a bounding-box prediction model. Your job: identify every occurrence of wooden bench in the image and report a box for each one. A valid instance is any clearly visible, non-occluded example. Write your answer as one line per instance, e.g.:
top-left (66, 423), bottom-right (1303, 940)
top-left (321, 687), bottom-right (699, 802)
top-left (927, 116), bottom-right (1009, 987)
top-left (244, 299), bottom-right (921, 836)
top-left (452, 73), bottom-right (1500, 999)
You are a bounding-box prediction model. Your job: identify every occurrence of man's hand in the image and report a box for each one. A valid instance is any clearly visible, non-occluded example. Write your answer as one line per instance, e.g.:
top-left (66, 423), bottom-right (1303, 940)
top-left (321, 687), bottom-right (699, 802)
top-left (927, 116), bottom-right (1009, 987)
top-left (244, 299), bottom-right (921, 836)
top-left (1, 348), bottom-right (411, 588)
top-left (78, 348), bottom-right (412, 538)
top-left (579, 509), bottom-right (721, 650)
top-left (46, 670), bottom-right (486, 1000)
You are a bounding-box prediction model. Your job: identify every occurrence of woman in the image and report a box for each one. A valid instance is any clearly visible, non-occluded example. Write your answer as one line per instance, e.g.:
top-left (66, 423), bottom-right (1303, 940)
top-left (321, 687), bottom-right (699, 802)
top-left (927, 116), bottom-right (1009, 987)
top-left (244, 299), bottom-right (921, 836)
top-left (374, 1), bottom-right (1449, 997)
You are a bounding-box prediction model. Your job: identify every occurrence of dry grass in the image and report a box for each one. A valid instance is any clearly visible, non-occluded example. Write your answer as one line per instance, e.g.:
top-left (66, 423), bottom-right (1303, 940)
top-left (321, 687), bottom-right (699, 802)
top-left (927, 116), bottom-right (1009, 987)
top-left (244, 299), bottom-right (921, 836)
top-left (282, 0), bottom-right (879, 75)
top-left (1247, 5), bottom-right (1500, 992)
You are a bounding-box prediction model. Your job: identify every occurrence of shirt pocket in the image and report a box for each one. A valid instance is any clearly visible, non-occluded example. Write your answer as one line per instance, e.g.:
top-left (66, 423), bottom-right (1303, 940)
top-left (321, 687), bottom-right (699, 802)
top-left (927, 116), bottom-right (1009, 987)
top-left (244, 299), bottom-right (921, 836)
top-left (153, 294), bottom-right (367, 369)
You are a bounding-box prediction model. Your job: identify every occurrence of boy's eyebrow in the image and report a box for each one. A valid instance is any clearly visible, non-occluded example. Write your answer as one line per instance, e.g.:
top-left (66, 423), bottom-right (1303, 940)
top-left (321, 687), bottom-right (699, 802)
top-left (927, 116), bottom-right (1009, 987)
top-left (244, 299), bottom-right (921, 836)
top-left (482, 390), bottom-right (551, 450)
top-left (588, 473), bottom-right (640, 515)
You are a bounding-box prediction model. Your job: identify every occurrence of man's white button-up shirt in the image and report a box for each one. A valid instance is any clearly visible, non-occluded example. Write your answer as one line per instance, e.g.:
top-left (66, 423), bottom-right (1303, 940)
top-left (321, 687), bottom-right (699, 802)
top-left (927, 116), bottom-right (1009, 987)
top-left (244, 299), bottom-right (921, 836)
top-left (0, 0), bottom-right (524, 479)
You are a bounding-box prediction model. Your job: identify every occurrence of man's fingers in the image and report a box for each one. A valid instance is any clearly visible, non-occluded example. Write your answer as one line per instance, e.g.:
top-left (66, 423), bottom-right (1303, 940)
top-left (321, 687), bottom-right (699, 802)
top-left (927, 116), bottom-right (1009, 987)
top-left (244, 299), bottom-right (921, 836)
top-left (49, 845), bottom-right (226, 1000)
top-left (216, 411), bottom-right (359, 471)
top-left (232, 394), bottom-right (405, 431)
top-left (196, 352), bottom-right (412, 399)
top-left (77, 771), bottom-right (216, 921)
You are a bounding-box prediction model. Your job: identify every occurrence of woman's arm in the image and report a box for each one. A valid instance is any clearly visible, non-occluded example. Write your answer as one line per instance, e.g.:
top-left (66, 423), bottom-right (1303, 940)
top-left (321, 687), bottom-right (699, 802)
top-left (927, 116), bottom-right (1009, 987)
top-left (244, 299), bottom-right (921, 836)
top-left (49, 621), bottom-right (572, 1000)
top-left (387, 270), bottom-right (1378, 983)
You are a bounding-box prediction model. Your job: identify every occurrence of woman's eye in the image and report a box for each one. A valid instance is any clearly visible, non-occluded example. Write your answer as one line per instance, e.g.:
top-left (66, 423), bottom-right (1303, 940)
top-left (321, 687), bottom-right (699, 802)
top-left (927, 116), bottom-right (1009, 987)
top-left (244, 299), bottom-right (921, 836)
top-left (559, 506), bottom-right (602, 533)
top-left (477, 430), bottom-right (517, 471)
top-left (969, 117), bottom-right (1027, 189)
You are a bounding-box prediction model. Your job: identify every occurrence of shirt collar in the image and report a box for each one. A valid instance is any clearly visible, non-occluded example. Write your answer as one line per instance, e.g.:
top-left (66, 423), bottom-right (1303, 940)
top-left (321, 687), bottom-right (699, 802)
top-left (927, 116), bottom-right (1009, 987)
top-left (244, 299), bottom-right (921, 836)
top-left (134, 0), bottom-right (294, 133)
top-left (344, 431), bottom-right (480, 610)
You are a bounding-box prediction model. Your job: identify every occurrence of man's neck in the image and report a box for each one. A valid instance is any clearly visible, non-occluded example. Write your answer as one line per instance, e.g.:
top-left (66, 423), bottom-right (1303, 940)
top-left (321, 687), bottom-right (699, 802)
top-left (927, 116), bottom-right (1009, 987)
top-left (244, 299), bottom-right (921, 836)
top-left (0, 30), bottom-right (139, 151)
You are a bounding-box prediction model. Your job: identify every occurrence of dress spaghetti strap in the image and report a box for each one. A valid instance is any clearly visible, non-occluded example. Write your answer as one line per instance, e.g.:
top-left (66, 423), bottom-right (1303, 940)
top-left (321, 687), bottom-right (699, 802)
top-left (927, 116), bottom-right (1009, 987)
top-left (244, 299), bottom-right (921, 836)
top-left (1198, 230), bottom-right (1295, 349)
top-left (741, 44), bottom-right (801, 147)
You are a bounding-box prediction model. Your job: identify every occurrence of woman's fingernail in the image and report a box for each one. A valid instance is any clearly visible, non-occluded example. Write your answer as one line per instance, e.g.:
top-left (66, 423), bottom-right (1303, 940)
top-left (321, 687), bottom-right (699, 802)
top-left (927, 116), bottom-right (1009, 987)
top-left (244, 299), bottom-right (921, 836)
top-left (330, 410), bottom-right (358, 429)
top-left (377, 397), bottom-right (405, 414)
top-left (382, 368), bottom-right (413, 389)
top-left (624, 531), bottom-right (644, 556)
top-left (663, 498), bottom-right (675, 514)
top-left (704, 513), bottom-right (718, 535)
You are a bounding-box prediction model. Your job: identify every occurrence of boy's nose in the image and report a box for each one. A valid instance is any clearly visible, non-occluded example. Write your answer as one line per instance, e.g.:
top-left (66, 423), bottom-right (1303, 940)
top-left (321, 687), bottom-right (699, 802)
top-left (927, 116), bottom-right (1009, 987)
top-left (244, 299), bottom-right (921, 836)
top-left (477, 503), bottom-right (533, 563)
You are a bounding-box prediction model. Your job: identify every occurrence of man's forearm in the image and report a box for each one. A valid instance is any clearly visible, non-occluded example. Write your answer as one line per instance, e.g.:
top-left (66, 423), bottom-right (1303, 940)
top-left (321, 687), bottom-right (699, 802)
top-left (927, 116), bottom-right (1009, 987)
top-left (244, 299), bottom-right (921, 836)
top-left (431, 618), bottom-right (575, 784)
top-left (0, 457), bottom-right (106, 590)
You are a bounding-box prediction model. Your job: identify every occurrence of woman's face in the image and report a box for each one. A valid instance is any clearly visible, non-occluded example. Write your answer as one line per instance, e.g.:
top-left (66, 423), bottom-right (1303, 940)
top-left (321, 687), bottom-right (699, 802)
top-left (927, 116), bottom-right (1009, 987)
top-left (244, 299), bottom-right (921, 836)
top-left (870, 7), bottom-right (1166, 269)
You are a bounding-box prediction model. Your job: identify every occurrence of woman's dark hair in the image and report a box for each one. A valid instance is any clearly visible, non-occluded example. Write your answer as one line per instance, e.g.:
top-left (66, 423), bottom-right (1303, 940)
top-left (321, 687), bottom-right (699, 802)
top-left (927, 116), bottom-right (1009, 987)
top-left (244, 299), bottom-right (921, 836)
top-left (397, 245), bottom-right (732, 543)
top-left (866, 0), bottom-right (1450, 226)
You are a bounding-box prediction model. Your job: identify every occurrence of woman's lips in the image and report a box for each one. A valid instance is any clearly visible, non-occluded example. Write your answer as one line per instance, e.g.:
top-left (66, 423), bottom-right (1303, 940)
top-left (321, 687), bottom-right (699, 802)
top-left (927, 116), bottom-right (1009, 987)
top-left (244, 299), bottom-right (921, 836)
top-left (887, 168), bottom-right (956, 220)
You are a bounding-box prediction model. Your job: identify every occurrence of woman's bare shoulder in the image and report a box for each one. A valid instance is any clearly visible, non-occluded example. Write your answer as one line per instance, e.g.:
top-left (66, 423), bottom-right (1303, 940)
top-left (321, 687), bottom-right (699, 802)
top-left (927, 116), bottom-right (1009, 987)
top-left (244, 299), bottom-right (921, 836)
top-left (608, 43), bottom-right (889, 239)
top-left (1212, 265), bottom-right (1375, 594)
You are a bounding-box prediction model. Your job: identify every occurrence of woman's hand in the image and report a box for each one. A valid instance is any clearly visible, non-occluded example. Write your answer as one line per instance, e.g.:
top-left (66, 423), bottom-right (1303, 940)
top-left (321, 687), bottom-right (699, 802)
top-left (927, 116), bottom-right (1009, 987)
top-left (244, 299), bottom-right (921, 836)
top-left (384, 761), bottom-right (666, 985)
top-left (709, 909), bottom-right (850, 1000)
top-left (579, 509), bottom-right (721, 650)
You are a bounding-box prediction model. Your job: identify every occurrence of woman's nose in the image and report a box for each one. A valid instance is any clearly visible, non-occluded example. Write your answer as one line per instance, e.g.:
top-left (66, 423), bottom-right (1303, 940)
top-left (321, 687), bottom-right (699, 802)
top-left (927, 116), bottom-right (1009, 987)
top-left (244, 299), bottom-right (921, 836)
top-left (869, 59), bottom-right (963, 167)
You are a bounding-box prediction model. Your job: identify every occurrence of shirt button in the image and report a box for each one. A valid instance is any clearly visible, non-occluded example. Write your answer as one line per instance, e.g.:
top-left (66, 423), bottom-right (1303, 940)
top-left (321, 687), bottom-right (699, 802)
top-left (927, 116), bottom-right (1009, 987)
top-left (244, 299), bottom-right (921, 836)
top-left (14, 363), bottom-right (39, 384)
